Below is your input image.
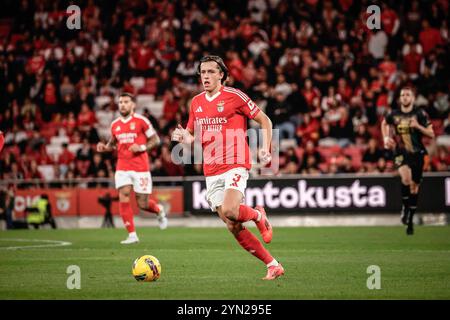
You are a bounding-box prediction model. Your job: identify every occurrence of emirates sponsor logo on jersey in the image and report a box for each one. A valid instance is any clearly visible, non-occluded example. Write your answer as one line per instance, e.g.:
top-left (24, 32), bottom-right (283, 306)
top-left (195, 117), bottom-right (228, 125)
top-left (196, 116), bottom-right (228, 132)
top-left (116, 132), bottom-right (137, 144)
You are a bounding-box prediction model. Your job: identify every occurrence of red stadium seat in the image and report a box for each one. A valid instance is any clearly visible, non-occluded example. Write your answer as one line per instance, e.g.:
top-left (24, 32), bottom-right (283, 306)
top-left (317, 145), bottom-right (341, 162)
top-left (0, 19), bottom-right (12, 38)
top-left (295, 147), bottom-right (304, 162)
top-left (343, 146), bottom-right (364, 170)
top-left (139, 78), bottom-right (158, 95)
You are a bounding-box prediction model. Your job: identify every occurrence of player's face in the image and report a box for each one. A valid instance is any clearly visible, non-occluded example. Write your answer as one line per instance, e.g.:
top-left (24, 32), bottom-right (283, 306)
top-left (118, 96), bottom-right (134, 117)
top-left (400, 89), bottom-right (415, 108)
top-left (200, 61), bottom-right (223, 92)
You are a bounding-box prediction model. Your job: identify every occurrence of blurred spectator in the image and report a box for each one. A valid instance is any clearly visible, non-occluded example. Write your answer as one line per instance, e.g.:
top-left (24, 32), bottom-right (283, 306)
top-left (354, 123), bottom-right (371, 147)
top-left (248, 33), bottom-right (269, 60)
top-left (57, 143), bottom-right (75, 176)
top-left (444, 113), bottom-right (450, 135)
top-left (176, 52), bottom-right (199, 85)
top-left (431, 146), bottom-right (450, 171)
top-left (368, 29), bottom-right (388, 60)
top-left (0, 186), bottom-right (15, 229)
top-left (362, 138), bottom-right (384, 172)
top-left (296, 113), bottom-right (319, 145)
top-left (280, 147), bottom-right (299, 175)
top-left (403, 44), bottom-right (423, 80)
top-left (0, 0), bottom-right (448, 184)
top-left (160, 144), bottom-right (184, 176)
top-left (301, 78), bottom-right (321, 109)
top-left (77, 104), bottom-right (99, 143)
top-left (266, 92), bottom-right (295, 140)
top-left (162, 90), bottom-right (180, 122)
top-left (419, 20), bottom-right (444, 55)
top-left (60, 76), bottom-right (75, 98)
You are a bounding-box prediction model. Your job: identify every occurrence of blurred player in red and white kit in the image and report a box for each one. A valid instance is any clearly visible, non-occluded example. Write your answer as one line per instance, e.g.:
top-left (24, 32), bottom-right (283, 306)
top-left (172, 56), bottom-right (284, 280)
top-left (97, 93), bottom-right (167, 244)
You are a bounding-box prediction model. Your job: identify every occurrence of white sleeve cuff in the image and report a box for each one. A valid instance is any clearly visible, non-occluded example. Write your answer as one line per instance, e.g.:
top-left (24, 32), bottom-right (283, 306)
top-left (145, 128), bottom-right (156, 138)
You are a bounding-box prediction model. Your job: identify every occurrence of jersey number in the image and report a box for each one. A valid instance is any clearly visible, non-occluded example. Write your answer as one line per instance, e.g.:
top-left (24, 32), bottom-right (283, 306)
top-left (247, 100), bottom-right (256, 110)
top-left (140, 177), bottom-right (149, 188)
top-left (230, 174), bottom-right (241, 187)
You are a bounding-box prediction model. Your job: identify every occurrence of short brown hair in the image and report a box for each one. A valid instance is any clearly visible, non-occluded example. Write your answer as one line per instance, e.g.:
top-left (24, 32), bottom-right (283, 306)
top-left (400, 86), bottom-right (416, 96)
top-left (197, 55), bottom-right (229, 84)
top-left (119, 92), bottom-right (135, 102)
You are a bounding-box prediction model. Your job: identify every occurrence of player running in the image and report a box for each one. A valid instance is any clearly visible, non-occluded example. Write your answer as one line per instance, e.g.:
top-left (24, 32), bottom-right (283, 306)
top-left (381, 86), bottom-right (435, 235)
top-left (97, 93), bottom-right (168, 244)
top-left (171, 55), bottom-right (284, 280)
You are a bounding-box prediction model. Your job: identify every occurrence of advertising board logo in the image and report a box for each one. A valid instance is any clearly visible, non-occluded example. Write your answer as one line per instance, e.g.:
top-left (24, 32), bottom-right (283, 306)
top-left (56, 192), bottom-right (72, 212)
top-left (192, 180), bottom-right (386, 210)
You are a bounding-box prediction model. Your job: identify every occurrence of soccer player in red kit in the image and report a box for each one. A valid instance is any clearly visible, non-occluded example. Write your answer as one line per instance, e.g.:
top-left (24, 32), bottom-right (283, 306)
top-left (97, 93), bottom-right (168, 244)
top-left (172, 56), bottom-right (284, 280)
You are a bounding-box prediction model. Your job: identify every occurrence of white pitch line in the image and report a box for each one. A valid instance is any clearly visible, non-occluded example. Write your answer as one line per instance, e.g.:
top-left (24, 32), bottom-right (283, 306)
top-left (0, 238), bottom-right (72, 250)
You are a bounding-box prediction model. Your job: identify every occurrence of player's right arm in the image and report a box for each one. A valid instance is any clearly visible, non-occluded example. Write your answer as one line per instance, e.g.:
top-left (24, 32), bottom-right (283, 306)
top-left (381, 118), bottom-right (395, 150)
top-left (171, 124), bottom-right (194, 144)
top-left (97, 136), bottom-right (117, 153)
top-left (171, 98), bottom-right (195, 144)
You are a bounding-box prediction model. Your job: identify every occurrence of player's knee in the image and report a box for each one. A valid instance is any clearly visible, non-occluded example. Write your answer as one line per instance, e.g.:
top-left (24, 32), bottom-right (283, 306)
top-left (136, 198), bottom-right (147, 210)
top-left (225, 221), bottom-right (242, 235)
top-left (119, 195), bottom-right (130, 203)
top-left (222, 204), bottom-right (239, 221)
top-left (401, 177), bottom-right (411, 186)
top-left (119, 190), bottom-right (131, 202)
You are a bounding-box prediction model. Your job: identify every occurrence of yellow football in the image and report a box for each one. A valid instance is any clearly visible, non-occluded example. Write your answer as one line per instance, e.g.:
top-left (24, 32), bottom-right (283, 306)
top-left (132, 255), bottom-right (161, 282)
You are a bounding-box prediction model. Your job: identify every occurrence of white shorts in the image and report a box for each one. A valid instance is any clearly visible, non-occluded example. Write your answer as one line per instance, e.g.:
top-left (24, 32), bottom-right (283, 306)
top-left (205, 167), bottom-right (249, 212)
top-left (115, 170), bottom-right (153, 194)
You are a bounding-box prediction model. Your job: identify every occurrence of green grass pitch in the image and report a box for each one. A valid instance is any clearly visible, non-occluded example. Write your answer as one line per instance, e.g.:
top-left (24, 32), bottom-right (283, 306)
top-left (1, 226), bottom-right (449, 299)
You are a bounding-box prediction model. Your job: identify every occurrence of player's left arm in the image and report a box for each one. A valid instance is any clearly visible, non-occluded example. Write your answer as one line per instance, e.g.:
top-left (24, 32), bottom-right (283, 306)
top-left (410, 110), bottom-right (435, 139)
top-left (129, 119), bottom-right (161, 153)
top-left (145, 133), bottom-right (161, 151)
top-left (253, 110), bottom-right (273, 163)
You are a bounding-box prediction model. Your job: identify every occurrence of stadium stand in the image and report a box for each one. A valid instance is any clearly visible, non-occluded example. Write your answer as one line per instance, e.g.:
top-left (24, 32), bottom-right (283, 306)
top-left (0, 0), bottom-right (449, 183)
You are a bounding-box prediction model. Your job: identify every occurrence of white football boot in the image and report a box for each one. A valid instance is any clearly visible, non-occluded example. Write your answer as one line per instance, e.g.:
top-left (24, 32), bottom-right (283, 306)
top-left (157, 204), bottom-right (168, 230)
top-left (120, 232), bottom-right (139, 244)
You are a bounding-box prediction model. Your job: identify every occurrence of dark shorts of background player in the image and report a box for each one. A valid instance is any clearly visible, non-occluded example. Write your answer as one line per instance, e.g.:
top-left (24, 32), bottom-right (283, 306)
top-left (394, 150), bottom-right (425, 184)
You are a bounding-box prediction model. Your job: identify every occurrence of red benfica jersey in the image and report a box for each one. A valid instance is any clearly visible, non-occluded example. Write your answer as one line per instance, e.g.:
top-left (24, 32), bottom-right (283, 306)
top-left (111, 113), bottom-right (156, 172)
top-left (187, 86), bottom-right (260, 176)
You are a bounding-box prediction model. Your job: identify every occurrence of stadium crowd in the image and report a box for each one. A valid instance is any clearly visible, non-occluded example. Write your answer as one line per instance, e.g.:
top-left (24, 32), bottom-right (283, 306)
top-left (0, 0), bottom-right (449, 185)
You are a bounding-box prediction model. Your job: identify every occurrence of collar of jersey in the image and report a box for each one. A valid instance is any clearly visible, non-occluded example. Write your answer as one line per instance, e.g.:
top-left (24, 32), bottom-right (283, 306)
top-left (400, 107), bottom-right (414, 115)
top-left (204, 87), bottom-right (222, 102)
top-left (120, 114), bottom-right (133, 123)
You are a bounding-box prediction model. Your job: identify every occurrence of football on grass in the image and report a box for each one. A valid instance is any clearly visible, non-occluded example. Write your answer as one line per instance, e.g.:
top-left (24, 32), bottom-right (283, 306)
top-left (132, 255), bottom-right (161, 282)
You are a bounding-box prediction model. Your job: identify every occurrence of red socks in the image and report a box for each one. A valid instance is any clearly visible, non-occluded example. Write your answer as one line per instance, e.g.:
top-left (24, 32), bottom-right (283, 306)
top-left (147, 198), bottom-right (161, 214)
top-left (119, 202), bottom-right (135, 233)
top-left (235, 228), bottom-right (273, 264)
top-left (237, 205), bottom-right (259, 222)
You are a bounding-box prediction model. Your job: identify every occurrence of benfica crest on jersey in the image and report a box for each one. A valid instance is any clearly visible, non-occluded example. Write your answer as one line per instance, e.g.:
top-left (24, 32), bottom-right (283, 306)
top-left (217, 101), bottom-right (225, 112)
top-left (130, 122), bottom-right (136, 130)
